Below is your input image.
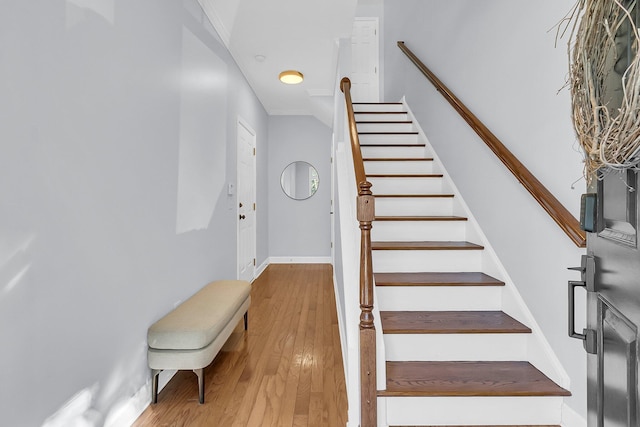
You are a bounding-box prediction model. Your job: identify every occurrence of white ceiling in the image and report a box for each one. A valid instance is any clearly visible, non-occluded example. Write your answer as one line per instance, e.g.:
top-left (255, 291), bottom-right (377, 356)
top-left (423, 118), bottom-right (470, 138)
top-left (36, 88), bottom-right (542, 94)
top-left (198, 0), bottom-right (358, 125)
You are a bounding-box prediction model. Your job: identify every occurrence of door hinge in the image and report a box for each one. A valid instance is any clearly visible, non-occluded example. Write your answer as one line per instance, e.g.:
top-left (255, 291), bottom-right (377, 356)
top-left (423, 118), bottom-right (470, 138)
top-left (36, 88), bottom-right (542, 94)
top-left (253, 258), bottom-right (256, 266)
top-left (253, 147), bottom-right (256, 156)
top-left (253, 203), bottom-right (256, 211)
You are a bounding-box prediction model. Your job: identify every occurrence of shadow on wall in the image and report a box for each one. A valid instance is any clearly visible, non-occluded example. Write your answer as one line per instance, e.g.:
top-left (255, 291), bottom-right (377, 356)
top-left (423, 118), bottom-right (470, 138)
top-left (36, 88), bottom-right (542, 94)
top-left (66, 0), bottom-right (231, 236)
top-left (176, 27), bottom-right (228, 234)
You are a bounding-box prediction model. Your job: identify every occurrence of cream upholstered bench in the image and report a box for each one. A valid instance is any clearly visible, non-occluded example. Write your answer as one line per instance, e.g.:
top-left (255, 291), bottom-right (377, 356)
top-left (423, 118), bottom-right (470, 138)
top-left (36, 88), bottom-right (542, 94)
top-left (147, 280), bottom-right (251, 404)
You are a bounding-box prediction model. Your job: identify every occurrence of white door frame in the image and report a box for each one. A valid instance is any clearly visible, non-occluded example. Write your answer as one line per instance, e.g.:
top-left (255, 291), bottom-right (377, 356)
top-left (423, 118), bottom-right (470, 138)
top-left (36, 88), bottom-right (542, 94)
top-left (351, 17), bottom-right (380, 102)
top-left (236, 116), bottom-right (256, 282)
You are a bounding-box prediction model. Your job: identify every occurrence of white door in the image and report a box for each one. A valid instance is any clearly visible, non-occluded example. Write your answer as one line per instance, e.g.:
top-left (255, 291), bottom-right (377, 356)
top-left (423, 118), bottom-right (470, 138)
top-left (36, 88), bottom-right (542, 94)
top-left (237, 118), bottom-right (256, 282)
top-left (351, 18), bottom-right (380, 102)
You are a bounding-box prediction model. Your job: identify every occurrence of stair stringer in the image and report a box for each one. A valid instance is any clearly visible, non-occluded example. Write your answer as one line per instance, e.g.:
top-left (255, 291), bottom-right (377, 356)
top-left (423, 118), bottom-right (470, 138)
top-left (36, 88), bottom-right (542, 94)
top-left (335, 141), bottom-right (387, 427)
top-left (394, 97), bottom-right (571, 389)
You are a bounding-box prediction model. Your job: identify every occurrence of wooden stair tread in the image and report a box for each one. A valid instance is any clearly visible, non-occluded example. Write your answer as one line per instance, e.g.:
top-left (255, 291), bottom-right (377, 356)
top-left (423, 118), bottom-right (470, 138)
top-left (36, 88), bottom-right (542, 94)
top-left (375, 216), bottom-right (467, 222)
top-left (363, 157), bottom-right (433, 161)
top-left (381, 361), bottom-right (571, 397)
top-left (359, 131), bottom-right (419, 135)
top-left (367, 173), bottom-right (443, 178)
top-left (375, 272), bottom-right (505, 286)
top-left (354, 111), bottom-right (407, 114)
top-left (375, 194), bottom-right (455, 198)
top-left (372, 241), bottom-right (484, 250)
top-left (357, 121), bottom-right (414, 124)
top-left (353, 102), bottom-right (403, 105)
top-left (360, 143), bottom-right (425, 147)
top-left (380, 311), bottom-right (531, 334)
top-left (390, 425), bottom-right (561, 427)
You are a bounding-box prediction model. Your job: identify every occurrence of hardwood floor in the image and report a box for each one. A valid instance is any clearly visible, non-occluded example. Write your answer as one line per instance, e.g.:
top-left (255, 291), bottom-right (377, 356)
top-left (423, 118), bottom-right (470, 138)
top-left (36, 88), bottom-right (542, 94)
top-left (133, 264), bottom-right (347, 427)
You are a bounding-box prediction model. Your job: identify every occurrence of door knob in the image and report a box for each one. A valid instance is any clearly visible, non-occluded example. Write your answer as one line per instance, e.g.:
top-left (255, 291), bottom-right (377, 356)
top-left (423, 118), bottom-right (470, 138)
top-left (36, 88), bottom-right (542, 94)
top-left (239, 202), bottom-right (243, 208)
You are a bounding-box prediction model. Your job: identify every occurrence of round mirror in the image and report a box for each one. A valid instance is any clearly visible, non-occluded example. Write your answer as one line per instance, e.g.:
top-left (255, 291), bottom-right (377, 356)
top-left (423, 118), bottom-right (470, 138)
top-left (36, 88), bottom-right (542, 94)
top-left (280, 161), bottom-right (319, 200)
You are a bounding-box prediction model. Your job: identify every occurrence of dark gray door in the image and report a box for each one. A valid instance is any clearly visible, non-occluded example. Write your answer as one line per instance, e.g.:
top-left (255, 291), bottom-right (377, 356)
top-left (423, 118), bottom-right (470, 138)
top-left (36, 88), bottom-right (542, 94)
top-left (576, 169), bottom-right (640, 427)
top-left (569, 3), bottom-right (640, 425)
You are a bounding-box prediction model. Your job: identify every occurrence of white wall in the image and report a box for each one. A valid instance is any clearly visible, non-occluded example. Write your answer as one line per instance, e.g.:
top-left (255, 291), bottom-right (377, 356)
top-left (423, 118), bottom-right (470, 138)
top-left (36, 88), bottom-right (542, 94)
top-left (267, 116), bottom-right (332, 259)
top-left (0, 1), bottom-right (268, 425)
top-left (383, 0), bottom-right (587, 418)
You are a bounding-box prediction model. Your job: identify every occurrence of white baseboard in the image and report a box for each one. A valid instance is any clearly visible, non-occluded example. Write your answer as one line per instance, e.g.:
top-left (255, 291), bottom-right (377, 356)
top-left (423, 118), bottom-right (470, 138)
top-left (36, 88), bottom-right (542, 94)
top-left (561, 402), bottom-right (587, 427)
top-left (255, 258), bottom-right (269, 278)
top-left (106, 370), bottom-right (176, 427)
top-left (268, 256), bottom-right (332, 264)
top-left (255, 257), bottom-right (330, 279)
top-left (104, 382), bottom-right (150, 427)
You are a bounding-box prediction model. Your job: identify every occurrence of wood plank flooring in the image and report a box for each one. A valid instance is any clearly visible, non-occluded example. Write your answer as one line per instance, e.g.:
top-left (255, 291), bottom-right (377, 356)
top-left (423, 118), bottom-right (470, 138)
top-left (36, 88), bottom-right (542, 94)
top-left (133, 264), bottom-right (347, 427)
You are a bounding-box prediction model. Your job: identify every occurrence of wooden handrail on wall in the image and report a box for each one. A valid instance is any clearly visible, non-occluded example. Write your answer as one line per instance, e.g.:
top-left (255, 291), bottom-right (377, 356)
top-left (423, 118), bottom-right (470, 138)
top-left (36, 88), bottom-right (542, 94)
top-left (340, 77), bottom-right (377, 427)
top-left (397, 41), bottom-right (586, 248)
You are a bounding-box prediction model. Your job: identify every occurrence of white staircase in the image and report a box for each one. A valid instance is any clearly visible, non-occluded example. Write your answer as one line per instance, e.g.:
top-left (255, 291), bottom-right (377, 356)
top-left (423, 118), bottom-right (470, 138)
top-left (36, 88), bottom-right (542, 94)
top-left (352, 102), bottom-right (571, 427)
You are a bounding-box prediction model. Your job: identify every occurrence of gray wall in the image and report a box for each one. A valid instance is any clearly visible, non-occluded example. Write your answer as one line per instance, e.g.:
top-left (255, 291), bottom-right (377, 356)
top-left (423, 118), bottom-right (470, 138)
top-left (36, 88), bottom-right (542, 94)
top-left (0, 0), bottom-right (268, 425)
top-left (383, 0), bottom-right (587, 417)
top-left (268, 116), bottom-right (332, 258)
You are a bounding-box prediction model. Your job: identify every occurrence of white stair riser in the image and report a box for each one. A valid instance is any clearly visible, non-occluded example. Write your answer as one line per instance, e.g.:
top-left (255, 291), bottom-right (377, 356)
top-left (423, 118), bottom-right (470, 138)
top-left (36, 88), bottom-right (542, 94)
top-left (357, 122), bottom-right (415, 133)
top-left (374, 197), bottom-right (454, 216)
top-left (360, 146), bottom-right (427, 158)
top-left (373, 249), bottom-right (482, 272)
top-left (376, 286), bottom-right (501, 311)
top-left (380, 396), bottom-right (563, 426)
top-left (365, 160), bottom-right (434, 175)
top-left (368, 177), bottom-right (442, 194)
top-left (353, 103), bottom-right (405, 112)
top-left (359, 133), bottom-right (419, 145)
top-left (372, 221), bottom-right (467, 242)
top-left (383, 333), bottom-right (527, 361)
top-left (355, 113), bottom-right (409, 121)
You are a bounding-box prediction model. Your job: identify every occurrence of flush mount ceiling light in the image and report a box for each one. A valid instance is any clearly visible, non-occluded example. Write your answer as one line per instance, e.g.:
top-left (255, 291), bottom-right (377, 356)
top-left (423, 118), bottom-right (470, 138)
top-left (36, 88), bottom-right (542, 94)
top-left (278, 70), bottom-right (304, 84)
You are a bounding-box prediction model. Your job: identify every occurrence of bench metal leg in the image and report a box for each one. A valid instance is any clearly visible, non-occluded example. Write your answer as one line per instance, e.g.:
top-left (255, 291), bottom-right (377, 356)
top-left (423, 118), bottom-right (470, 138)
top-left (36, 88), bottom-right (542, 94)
top-left (193, 368), bottom-right (205, 404)
top-left (151, 369), bottom-right (162, 404)
top-left (244, 311), bottom-right (248, 330)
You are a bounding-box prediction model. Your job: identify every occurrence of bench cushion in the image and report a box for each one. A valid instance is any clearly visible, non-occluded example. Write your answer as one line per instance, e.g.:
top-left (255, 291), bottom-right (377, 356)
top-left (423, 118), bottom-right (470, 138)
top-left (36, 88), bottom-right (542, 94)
top-left (147, 280), bottom-right (251, 351)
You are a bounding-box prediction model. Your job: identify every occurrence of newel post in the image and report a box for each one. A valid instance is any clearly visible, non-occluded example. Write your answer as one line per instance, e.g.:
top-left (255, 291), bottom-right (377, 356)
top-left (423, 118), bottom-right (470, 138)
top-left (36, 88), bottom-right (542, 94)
top-left (358, 180), bottom-right (377, 427)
